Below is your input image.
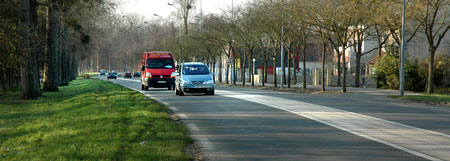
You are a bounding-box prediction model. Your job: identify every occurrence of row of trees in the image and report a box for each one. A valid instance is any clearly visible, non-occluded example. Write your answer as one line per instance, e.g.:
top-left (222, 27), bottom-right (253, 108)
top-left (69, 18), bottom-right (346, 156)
top-left (154, 0), bottom-right (449, 93)
top-left (2, 0), bottom-right (448, 99)
top-left (0, 0), bottom-right (116, 99)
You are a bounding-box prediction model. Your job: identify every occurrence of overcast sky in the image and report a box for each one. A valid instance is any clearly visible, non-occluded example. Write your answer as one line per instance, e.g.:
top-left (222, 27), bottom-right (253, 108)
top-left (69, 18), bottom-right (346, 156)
top-left (119, 0), bottom-right (250, 21)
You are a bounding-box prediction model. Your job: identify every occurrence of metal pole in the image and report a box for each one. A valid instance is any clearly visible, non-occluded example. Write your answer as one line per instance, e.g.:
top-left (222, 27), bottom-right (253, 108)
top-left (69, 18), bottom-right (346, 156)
top-left (400, 0), bottom-right (406, 96)
top-left (280, 0), bottom-right (285, 88)
top-left (154, 14), bottom-right (166, 49)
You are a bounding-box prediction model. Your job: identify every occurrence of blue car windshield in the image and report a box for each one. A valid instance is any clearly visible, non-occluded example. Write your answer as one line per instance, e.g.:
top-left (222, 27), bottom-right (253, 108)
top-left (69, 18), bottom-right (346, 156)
top-left (182, 65), bottom-right (209, 75)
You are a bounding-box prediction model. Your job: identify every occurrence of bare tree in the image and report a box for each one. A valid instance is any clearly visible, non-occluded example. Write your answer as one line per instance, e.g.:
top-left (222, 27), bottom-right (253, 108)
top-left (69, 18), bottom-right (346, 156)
top-left (413, 0), bottom-right (450, 93)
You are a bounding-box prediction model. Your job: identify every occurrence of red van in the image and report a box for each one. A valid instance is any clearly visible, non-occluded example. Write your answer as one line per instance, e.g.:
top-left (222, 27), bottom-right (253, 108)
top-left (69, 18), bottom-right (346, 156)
top-left (140, 51), bottom-right (176, 91)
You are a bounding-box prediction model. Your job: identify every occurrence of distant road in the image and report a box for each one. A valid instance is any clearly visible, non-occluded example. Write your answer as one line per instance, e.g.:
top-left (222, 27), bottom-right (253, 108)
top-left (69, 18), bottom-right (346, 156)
top-left (102, 76), bottom-right (450, 161)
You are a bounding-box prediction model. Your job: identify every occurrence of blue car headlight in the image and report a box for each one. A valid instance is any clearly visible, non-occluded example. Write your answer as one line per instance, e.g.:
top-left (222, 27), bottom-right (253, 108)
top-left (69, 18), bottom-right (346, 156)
top-left (204, 80), bottom-right (214, 85)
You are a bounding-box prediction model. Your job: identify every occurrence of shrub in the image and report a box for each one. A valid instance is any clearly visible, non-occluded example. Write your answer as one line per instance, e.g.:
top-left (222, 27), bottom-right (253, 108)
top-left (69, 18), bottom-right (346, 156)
top-left (81, 74), bottom-right (90, 79)
top-left (375, 54), bottom-right (426, 91)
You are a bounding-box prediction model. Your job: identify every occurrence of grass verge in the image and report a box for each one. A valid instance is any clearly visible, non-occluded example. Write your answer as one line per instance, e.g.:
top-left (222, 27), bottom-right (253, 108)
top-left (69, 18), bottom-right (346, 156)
top-left (0, 78), bottom-right (191, 161)
top-left (389, 94), bottom-right (450, 106)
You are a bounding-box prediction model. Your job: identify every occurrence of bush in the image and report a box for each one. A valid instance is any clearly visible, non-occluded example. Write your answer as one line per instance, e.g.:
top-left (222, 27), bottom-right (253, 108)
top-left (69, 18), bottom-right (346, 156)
top-left (81, 74), bottom-right (90, 79)
top-left (375, 54), bottom-right (425, 91)
top-left (375, 54), bottom-right (400, 89)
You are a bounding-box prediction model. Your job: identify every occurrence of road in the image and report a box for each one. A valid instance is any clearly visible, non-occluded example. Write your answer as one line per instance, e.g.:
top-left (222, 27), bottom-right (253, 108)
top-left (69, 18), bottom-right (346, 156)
top-left (102, 76), bottom-right (450, 161)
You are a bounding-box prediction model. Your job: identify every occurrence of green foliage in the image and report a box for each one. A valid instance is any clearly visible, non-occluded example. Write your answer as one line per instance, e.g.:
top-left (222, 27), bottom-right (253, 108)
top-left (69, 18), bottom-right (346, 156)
top-left (0, 79), bottom-right (192, 160)
top-left (81, 74), bottom-right (91, 79)
top-left (375, 54), bottom-right (400, 89)
top-left (376, 52), bottom-right (450, 93)
top-left (375, 54), bottom-right (425, 91)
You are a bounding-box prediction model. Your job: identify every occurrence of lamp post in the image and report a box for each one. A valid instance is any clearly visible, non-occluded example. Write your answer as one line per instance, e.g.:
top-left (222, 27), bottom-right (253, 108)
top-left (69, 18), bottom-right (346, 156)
top-left (280, 0), bottom-right (285, 88)
top-left (153, 14), bottom-right (166, 49)
top-left (252, 58), bottom-right (256, 86)
top-left (400, 0), bottom-right (406, 96)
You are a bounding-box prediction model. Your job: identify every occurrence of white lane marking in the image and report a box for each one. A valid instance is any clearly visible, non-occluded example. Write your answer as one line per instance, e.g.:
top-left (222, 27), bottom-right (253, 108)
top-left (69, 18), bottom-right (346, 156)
top-left (168, 107), bottom-right (178, 111)
top-left (198, 138), bottom-right (215, 149)
top-left (117, 78), bottom-right (140, 82)
top-left (161, 102), bottom-right (169, 106)
top-left (216, 90), bottom-right (450, 161)
top-left (187, 123), bottom-right (200, 131)
top-left (178, 113), bottom-right (188, 119)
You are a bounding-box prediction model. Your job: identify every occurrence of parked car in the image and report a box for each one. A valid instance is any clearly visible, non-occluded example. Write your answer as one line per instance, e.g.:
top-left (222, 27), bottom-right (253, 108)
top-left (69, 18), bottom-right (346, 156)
top-left (133, 72), bottom-right (141, 77)
top-left (124, 72), bottom-right (132, 78)
top-left (100, 69), bottom-right (106, 75)
top-left (107, 71), bottom-right (117, 79)
top-left (174, 62), bottom-right (214, 96)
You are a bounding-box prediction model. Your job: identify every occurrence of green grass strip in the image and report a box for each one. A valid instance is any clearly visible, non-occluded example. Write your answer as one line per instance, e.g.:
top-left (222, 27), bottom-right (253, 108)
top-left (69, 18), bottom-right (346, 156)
top-left (389, 94), bottom-right (450, 104)
top-left (0, 78), bottom-right (192, 161)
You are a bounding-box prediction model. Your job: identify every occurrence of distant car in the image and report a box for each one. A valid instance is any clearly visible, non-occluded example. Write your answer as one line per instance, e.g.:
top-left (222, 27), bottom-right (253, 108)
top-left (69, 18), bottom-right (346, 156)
top-left (107, 71), bottom-right (117, 79)
top-left (133, 72), bottom-right (141, 77)
top-left (124, 72), bottom-right (132, 78)
top-left (174, 62), bottom-right (214, 96)
top-left (100, 69), bottom-right (106, 75)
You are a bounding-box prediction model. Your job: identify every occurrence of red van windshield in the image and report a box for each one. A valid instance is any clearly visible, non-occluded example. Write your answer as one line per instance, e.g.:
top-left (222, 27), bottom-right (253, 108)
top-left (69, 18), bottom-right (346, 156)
top-left (146, 59), bottom-right (174, 69)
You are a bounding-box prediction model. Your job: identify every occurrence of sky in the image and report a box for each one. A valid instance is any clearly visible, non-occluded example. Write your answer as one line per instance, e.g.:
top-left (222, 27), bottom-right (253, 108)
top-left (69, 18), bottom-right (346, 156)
top-left (119, 0), bottom-right (249, 21)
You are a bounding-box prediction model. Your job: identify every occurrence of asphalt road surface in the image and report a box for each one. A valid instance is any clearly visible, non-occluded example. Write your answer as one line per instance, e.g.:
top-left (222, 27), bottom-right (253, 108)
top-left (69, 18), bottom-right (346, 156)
top-left (102, 76), bottom-right (450, 161)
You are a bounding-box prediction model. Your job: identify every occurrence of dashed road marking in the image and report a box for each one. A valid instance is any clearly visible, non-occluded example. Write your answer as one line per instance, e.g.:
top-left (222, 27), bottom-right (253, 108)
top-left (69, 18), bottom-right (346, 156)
top-left (168, 107), bottom-right (178, 111)
top-left (198, 138), bottom-right (215, 149)
top-left (187, 123), bottom-right (200, 131)
top-left (178, 113), bottom-right (188, 119)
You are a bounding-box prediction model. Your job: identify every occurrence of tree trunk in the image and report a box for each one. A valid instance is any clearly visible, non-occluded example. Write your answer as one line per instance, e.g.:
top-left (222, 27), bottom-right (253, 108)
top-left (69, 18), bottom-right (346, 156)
top-left (42, 4), bottom-right (60, 92)
top-left (242, 52), bottom-right (246, 86)
top-left (226, 50), bottom-right (230, 84)
top-left (262, 53), bottom-right (266, 87)
top-left (233, 48), bottom-right (237, 85)
top-left (427, 48), bottom-right (435, 93)
top-left (71, 48), bottom-right (78, 80)
top-left (20, 0), bottom-right (41, 99)
top-left (273, 56), bottom-right (277, 87)
top-left (219, 54), bottom-right (222, 83)
top-left (355, 54), bottom-right (361, 88)
top-left (293, 49), bottom-right (298, 85)
top-left (248, 53), bottom-right (251, 83)
top-left (213, 56), bottom-right (216, 82)
top-left (342, 44), bottom-right (347, 93)
top-left (321, 43), bottom-right (326, 91)
top-left (288, 51), bottom-right (291, 88)
top-left (302, 45), bottom-right (307, 89)
top-left (264, 54), bottom-right (268, 84)
top-left (61, 27), bottom-right (70, 86)
top-left (251, 53), bottom-right (254, 86)
top-left (337, 53), bottom-right (341, 87)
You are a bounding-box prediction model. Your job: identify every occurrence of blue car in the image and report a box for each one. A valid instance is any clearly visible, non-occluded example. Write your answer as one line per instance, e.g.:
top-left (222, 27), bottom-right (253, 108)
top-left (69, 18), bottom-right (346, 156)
top-left (174, 62), bottom-right (214, 96)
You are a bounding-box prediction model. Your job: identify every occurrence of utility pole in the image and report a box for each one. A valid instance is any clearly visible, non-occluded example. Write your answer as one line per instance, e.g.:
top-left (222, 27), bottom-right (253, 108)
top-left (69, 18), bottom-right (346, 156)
top-left (154, 14), bottom-right (166, 49)
top-left (400, 0), bottom-right (406, 96)
top-left (280, 0), bottom-right (285, 88)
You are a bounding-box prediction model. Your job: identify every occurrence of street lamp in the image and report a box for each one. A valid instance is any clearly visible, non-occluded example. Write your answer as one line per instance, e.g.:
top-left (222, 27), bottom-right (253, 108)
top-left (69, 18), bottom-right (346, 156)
top-left (153, 14), bottom-right (166, 49)
top-left (280, 0), bottom-right (285, 88)
top-left (252, 58), bottom-right (256, 86)
top-left (168, 3), bottom-right (183, 63)
top-left (400, 0), bottom-right (406, 96)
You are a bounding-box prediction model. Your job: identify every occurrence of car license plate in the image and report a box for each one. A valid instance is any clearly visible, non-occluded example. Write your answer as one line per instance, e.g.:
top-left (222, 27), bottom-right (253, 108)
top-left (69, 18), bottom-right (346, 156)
top-left (194, 85), bottom-right (203, 88)
top-left (157, 81), bottom-right (166, 83)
